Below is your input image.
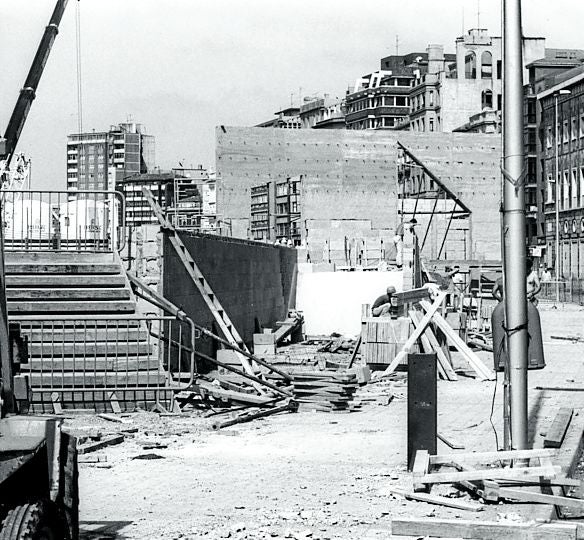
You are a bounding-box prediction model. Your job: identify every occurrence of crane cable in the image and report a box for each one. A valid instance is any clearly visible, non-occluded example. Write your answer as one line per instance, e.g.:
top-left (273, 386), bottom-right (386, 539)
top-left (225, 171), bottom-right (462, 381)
top-left (75, 0), bottom-right (83, 134)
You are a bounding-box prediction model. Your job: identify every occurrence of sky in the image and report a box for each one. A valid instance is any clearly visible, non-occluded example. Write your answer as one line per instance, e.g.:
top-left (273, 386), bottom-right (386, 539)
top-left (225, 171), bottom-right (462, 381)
top-left (1, 0), bottom-right (583, 190)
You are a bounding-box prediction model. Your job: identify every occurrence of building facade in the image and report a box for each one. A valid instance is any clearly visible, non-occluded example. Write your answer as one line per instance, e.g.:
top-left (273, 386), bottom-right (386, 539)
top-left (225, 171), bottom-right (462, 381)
top-left (299, 95), bottom-right (345, 129)
top-left (250, 176), bottom-right (301, 244)
top-left (67, 122), bottom-right (155, 193)
top-left (533, 68), bottom-right (584, 278)
top-left (256, 107), bottom-right (302, 129)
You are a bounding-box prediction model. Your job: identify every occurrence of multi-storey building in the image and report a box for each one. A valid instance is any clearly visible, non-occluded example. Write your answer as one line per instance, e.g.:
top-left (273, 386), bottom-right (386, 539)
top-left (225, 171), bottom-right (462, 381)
top-left (345, 70), bottom-right (415, 130)
top-left (525, 64), bottom-right (584, 278)
top-left (249, 176), bottom-right (301, 244)
top-left (256, 107), bottom-right (302, 129)
top-left (66, 122), bottom-right (155, 193)
top-left (299, 95), bottom-right (345, 129)
top-left (117, 167), bottom-right (216, 229)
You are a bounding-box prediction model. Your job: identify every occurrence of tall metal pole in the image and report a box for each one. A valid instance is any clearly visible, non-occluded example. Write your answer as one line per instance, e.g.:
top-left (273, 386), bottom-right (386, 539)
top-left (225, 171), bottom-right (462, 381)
top-left (503, 0), bottom-right (529, 450)
top-left (555, 95), bottom-right (560, 303)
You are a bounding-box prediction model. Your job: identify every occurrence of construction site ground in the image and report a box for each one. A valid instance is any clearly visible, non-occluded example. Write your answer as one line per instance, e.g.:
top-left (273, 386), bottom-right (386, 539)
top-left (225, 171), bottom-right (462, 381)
top-left (75, 304), bottom-right (584, 540)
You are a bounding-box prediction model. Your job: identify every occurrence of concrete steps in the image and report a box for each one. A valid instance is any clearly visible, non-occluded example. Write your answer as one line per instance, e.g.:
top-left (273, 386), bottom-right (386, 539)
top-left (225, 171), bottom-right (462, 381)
top-left (7, 251), bottom-right (172, 413)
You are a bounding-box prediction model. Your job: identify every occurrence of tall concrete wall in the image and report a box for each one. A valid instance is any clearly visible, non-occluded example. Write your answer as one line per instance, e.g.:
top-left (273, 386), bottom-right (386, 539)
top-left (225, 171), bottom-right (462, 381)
top-left (162, 232), bottom-right (297, 363)
top-left (216, 127), bottom-right (501, 261)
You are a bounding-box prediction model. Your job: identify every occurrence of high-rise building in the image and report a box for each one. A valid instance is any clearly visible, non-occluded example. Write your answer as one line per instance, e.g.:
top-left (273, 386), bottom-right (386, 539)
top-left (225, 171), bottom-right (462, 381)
top-left (66, 122), bottom-right (155, 193)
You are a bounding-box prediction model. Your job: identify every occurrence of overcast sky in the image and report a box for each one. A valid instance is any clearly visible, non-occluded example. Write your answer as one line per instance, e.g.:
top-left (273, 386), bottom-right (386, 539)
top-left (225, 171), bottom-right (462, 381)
top-left (1, 0), bottom-right (582, 190)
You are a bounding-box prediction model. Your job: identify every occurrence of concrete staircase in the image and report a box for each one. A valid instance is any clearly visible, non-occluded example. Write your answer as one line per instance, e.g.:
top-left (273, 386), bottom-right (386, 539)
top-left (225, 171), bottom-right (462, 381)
top-left (6, 252), bottom-right (171, 413)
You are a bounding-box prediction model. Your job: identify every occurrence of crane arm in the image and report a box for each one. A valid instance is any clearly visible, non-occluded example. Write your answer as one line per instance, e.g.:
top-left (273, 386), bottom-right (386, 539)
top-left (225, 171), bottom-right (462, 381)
top-left (0, 0), bottom-right (69, 169)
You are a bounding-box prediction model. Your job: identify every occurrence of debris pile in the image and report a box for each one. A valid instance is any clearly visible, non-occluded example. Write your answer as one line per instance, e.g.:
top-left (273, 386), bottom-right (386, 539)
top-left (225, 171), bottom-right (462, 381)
top-left (292, 371), bottom-right (361, 412)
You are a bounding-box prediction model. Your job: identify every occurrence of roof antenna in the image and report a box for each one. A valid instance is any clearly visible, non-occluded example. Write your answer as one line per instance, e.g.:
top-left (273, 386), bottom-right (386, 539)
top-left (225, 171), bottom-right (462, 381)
top-left (396, 35), bottom-right (399, 56)
top-left (477, 0), bottom-right (481, 28)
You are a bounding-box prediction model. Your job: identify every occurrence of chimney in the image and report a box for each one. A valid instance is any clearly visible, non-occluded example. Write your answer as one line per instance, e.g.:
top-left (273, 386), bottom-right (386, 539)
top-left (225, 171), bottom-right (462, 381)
top-left (427, 44), bottom-right (444, 74)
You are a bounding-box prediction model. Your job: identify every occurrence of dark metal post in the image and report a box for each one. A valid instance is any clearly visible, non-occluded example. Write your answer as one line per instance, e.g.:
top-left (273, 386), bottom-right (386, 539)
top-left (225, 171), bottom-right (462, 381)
top-left (503, 0), bottom-right (528, 450)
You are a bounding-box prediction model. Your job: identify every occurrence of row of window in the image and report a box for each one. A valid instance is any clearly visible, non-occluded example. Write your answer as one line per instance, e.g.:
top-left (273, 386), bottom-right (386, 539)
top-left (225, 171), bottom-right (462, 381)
top-left (464, 51), bottom-right (501, 80)
top-left (348, 116), bottom-right (407, 129)
top-left (346, 95), bottom-right (409, 113)
top-left (411, 90), bottom-right (436, 111)
top-left (545, 116), bottom-right (584, 148)
top-left (546, 167), bottom-right (584, 210)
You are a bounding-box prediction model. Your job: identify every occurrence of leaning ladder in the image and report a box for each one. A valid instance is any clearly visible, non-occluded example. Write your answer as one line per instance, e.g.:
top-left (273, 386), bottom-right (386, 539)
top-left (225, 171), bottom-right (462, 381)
top-left (141, 188), bottom-right (262, 388)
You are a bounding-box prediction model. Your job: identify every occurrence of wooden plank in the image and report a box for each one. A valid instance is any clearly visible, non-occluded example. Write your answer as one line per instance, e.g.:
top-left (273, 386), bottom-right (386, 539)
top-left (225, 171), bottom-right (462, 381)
top-left (497, 487), bottom-right (584, 509)
top-left (195, 381), bottom-right (273, 405)
top-left (395, 287), bottom-right (431, 306)
top-left (409, 310), bottom-right (454, 381)
top-left (25, 357), bottom-right (159, 371)
top-left (430, 448), bottom-right (557, 465)
top-left (544, 408), bottom-right (574, 448)
top-left (437, 432), bottom-right (465, 450)
top-left (390, 488), bottom-right (483, 512)
top-left (378, 292), bottom-right (446, 378)
top-left (423, 325), bottom-right (457, 381)
top-left (6, 275), bottom-right (127, 287)
top-left (78, 434), bottom-right (125, 454)
top-left (412, 449), bottom-right (430, 492)
top-left (6, 288), bottom-right (130, 300)
top-left (420, 300), bottom-right (495, 380)
top-left (417, 464), bottom-right (560, 485)
top-left (391, 518), bottom-right (577, 540)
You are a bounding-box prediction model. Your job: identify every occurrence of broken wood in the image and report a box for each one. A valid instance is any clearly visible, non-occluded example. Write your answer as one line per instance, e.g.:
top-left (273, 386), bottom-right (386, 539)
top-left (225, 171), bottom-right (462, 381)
top-left (211, 400), bottom-right (298, 430)
top-left (544, 407), bottom-right (573, 448)
top-left (77, 434), bottom-right (124, 454)
top-left (391, 517), bottom-right (577, 540)
top-left (411, 449), bottom-right (430, 492)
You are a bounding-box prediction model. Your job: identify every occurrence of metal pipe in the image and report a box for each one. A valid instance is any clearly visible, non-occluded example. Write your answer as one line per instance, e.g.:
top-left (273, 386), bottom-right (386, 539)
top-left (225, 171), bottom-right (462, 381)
top-left (193, 349), bottom-right (292, 398)
top-left (503, 0), bottom-right (529, 450)
top-left (555, 94), bottom-right (560, 303)
top-left (211, 400), bottom-right (297, 430)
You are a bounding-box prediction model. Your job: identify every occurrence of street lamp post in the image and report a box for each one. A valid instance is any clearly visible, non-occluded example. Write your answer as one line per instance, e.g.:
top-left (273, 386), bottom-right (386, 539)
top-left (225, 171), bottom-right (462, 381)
top-left (554, 89), bottom-right (571, 302)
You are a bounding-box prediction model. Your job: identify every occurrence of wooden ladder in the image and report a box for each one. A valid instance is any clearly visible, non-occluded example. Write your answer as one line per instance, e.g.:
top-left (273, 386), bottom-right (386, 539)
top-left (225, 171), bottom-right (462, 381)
top-left (141, 188), bottom-right (262, 387)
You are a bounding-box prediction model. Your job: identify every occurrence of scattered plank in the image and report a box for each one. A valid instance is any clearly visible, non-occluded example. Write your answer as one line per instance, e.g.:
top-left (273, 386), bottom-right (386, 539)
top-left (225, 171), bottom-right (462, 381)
top-left (437, 432), bottom-right (465, 450)
top-left (77, 434), bottom-right (125, 454)
top-left (544, 408), bottom-right (574, 448)
top-left (497, 486), bottom-right (584, 509)
top-left (390, 488), bottom-right (483, 512)
top-left (429, 448), bottom-right (557, 466)
top-left (391, 517), bottom-right (577, 540)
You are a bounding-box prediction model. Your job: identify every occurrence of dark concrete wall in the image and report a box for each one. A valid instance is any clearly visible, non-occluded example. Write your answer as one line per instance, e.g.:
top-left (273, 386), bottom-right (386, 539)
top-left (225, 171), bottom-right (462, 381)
top-left (163, 231), bottom-right (297, 364)
top-left (215, 127), bottom-right (501, 261)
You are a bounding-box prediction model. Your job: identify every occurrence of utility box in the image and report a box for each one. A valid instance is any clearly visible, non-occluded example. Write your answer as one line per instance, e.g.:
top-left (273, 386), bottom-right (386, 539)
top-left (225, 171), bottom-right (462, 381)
top-left (407, 353), bottom-right (437, 471)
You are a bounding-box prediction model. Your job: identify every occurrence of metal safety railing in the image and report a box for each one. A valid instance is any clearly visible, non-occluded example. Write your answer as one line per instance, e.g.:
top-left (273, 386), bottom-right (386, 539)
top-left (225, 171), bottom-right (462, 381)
top-left (539, 279), bottom-right (584, 305)
top-left (12, 315), bottom-right (196, 395)
top-left (0, 190), bottom-right (126, 253)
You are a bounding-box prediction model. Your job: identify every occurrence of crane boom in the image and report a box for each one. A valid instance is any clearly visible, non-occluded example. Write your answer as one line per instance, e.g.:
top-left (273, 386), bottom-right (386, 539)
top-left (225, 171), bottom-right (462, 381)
top-left (0, 0), bottom-right (69, 169)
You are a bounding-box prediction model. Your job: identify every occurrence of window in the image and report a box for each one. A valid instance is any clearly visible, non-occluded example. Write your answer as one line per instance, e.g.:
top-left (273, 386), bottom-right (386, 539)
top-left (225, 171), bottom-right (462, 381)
top-left (572, 169), bottom-right (578, 207)
top-left (546, 173), bottom-right (554, 203)
top-left (465, 52), bottom-right (477, 79)
top-left (580, 115), bottom-right (584, 138)
top-left (563, 170), bottom-right (569, 209)
top-left (429, 90), bottom-right (434, 107)
top-left (481, 90), bottom-right (493, 109)
top-left (563, 120), bottom-right (569, 143)
top-left (395, 96), bottom-right (407, 106)
top-left (572, 118), bottom-right (578, 141)
top-left (580, 168), bottom-right (584, 206)
top-left (481, 51), bottom-right (493, 78)
top-left (546, 126), bottom-right (553, 149)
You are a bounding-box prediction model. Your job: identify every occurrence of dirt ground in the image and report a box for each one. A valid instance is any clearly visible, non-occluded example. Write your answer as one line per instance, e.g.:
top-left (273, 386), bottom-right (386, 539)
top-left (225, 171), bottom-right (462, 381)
top-left (75, 305), bottom-right (584, 540)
